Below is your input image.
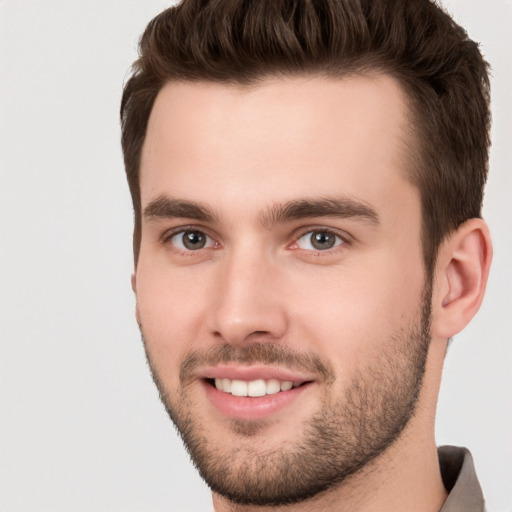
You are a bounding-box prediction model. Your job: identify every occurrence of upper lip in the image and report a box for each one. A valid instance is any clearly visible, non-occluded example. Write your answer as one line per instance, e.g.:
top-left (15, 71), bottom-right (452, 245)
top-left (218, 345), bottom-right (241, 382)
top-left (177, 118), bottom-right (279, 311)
top-left (198, 365), bottom-right (316, 383)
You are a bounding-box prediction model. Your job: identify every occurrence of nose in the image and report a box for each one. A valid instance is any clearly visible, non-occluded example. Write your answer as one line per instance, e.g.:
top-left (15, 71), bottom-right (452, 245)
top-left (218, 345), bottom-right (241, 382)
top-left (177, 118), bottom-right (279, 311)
top-left (206, 247), bottom-right (288, 345)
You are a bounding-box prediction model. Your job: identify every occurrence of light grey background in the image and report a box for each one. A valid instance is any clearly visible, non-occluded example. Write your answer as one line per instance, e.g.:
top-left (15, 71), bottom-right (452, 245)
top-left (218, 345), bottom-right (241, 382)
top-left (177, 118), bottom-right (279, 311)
top-left (0, 1), bottom-right (510, 511)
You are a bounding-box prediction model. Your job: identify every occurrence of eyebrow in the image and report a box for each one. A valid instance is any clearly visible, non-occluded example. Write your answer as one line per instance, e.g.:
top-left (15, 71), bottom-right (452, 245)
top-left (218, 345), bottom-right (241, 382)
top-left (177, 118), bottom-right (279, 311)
top-left (143, 196), bottom-right (217, 222)
top-left (260, 197), bottom-right (380, 228)
top-left (143, 195), bottom-right (379, 227)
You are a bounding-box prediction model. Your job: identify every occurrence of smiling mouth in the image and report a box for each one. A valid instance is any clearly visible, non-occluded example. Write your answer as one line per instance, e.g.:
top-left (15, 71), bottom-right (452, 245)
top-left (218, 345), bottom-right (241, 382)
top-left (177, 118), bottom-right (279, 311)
top-left (206, 378), bottom-right (309, 397)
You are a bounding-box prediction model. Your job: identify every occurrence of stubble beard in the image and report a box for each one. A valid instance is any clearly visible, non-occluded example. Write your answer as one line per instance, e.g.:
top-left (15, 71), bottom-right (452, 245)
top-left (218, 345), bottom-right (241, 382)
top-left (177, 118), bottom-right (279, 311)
top-left (141, 285), bottom-right (432, 506)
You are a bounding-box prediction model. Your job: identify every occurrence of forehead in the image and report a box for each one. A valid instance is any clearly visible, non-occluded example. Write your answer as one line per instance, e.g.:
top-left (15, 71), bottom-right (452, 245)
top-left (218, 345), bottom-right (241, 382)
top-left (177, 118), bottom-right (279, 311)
top-left (140, 74), bottom-right (417, 219)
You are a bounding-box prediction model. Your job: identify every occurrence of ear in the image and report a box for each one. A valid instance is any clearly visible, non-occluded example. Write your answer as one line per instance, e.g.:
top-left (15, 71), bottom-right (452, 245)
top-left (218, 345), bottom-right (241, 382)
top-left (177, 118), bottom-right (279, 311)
top-left (431, 218), bottom-right (492, 339)
top-left (131, 272), bottom-right (141, 327)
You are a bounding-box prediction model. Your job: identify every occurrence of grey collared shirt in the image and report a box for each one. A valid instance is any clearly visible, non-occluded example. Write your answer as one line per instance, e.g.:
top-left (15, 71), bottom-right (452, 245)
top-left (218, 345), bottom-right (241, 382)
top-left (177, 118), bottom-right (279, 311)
top-left (439, 446), bottom-right (485, 512)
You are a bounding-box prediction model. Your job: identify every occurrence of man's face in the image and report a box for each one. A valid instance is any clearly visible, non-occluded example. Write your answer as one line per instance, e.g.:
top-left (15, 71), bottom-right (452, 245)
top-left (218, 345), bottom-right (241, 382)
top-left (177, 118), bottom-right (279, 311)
top-left (135, 75), bottom-right (430, 505)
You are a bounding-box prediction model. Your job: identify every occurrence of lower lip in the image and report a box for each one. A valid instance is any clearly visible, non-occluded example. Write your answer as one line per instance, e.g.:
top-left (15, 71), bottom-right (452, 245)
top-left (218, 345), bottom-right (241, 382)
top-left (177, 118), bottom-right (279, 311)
top-left (202, 380), bottom-right (313, 420)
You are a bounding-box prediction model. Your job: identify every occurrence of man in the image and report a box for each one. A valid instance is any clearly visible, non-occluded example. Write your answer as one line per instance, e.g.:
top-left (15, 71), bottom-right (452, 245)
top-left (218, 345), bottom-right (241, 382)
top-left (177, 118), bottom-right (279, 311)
top-left (120, 0), bottom-right (492, 510)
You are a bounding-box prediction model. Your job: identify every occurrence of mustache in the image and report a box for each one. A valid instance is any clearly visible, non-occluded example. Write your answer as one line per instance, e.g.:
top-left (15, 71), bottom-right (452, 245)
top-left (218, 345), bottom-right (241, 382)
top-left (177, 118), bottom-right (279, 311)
top-left (179, 343), bottom-right (335, 385)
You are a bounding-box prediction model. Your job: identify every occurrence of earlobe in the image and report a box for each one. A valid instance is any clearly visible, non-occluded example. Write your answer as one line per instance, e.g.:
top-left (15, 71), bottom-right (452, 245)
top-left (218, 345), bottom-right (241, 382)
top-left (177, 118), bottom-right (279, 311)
top-left (431, 218), bottom-right (492, 340)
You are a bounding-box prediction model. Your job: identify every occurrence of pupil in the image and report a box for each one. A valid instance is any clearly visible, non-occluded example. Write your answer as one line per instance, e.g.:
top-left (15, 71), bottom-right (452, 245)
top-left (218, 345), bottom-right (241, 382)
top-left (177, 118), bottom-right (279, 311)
top-left (183, 231), bottom-right (205, 250)
top-left (311, 231), bottom-right (335, 250)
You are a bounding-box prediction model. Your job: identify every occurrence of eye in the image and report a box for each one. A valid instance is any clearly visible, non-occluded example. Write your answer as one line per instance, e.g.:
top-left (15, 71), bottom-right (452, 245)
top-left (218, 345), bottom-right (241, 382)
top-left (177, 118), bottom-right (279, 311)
top-left (169, 230), bottom-right (216, 251)
top-left (295, 230), bottom-right (345, 251)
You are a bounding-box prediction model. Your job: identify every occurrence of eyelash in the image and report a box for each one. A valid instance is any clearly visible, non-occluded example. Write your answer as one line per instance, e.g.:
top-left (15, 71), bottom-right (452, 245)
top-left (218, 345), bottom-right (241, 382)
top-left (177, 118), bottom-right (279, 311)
top-left (161, 226), bottom-right (350, 256)
top-left (291, 228), bottom-right (348, 254)
top-left (162, 226), bottom-right (218, 255)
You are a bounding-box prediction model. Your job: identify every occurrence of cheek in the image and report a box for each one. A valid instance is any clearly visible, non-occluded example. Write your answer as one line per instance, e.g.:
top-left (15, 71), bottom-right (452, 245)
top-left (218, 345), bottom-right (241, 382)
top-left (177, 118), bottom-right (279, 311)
top-left (287, 255), bottom-right (425, 373)
top-left (135, 261), bottom-right (210, 383)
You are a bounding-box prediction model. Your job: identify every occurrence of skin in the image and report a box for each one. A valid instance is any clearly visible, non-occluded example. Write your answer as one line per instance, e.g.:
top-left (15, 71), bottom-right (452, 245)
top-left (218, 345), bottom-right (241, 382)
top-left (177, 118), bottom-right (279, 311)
top-left (133, 75), bottom-right (492, 511)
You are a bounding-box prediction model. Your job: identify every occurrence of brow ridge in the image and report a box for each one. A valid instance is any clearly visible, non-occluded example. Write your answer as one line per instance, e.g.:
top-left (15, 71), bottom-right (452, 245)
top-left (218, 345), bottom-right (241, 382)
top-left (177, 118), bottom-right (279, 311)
top-left (260, 196), bottom-right (380, 228)
top-left (143, 196), bottom-right (216, 222)
top-left (142, 195), bottom-right (379, 227)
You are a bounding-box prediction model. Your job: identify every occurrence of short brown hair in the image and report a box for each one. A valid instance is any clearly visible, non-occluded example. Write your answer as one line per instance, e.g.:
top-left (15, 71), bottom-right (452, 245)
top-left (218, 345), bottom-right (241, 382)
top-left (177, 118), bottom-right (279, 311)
top-left (121, 0), bottom-right (491, 274)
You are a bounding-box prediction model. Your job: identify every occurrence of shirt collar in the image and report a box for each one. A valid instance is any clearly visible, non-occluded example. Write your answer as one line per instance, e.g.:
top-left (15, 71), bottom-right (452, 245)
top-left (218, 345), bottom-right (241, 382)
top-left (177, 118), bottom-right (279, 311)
top-left (438, 446), bottom-right (485, 512)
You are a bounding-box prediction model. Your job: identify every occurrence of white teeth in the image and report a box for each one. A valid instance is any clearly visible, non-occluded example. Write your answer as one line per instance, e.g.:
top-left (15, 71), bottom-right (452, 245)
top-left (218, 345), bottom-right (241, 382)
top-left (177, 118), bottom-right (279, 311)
top-left (248, 379), bottom-right (266, 397)
top-left (213, 377), bottom-right (303, 396)
top-left (266, 378), bottom-right (281, 395)
top-left (231, 380), bottom-right (248, 396)
top-left (222, 378), bottom-right (231, 392)
top-left (280, 381), bottom-right (293, 391)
